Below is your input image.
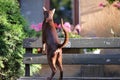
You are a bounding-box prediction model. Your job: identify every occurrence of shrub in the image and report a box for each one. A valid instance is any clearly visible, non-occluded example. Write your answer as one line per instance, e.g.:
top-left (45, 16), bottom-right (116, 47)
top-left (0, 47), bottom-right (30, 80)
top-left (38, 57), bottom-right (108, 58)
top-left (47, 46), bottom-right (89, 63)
top-left (0, 0), bottom-right (27, 79)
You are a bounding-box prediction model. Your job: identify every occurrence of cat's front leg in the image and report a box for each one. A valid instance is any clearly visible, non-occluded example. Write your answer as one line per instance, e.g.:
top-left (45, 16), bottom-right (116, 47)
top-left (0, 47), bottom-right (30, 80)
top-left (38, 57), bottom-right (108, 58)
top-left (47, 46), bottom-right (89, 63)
top-left (42, 43), bottom-right (47, 54)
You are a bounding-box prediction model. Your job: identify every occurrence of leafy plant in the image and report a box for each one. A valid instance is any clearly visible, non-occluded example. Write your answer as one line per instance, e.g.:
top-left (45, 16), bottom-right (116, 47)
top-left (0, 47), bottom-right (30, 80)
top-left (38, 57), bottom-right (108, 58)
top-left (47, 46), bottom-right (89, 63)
top-left (0, 0), bottom-right (42, 79)
top-left (107, 0), bottom-right (120, 4)
top-left (107, 0), bottom-right (116, 4)
top-left (0, 0), bottom-right (40, 80)
top-left (0, 0), bottom-right (27, 79)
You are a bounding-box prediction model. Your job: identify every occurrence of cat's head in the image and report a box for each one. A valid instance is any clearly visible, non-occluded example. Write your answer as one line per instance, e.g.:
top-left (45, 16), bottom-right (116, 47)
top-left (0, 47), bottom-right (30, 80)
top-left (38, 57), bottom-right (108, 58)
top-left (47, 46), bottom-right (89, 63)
top-left (43, 7), bottom-right (55, 21)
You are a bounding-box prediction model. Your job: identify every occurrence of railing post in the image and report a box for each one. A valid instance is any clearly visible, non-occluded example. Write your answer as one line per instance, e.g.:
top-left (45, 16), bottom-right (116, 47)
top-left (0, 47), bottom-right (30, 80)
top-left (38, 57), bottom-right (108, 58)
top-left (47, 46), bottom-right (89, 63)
top-left (25, 64), bottom-right (30, 76)
top-left (25, 48), bottom-right (32, 76)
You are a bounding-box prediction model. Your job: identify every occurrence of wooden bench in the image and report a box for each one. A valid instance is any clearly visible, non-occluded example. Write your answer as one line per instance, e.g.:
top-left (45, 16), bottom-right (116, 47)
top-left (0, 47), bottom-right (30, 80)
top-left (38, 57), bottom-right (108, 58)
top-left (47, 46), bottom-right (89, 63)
top-left (20, 37), bottom-right (120, 80)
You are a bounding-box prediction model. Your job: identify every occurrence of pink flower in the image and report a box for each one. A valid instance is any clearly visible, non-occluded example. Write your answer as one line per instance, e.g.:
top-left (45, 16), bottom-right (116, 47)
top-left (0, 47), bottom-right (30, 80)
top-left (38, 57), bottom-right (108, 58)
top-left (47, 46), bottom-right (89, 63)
top-left (30, 23), bottom-right (42, 32)
top-left (116, 2), bottom-right (120, 8)
top-left (74, 24), bottom-right (81, 35)
top-left (99, 2), bottom-right (105, 8)
top-left (64, 22), bottom-right (71, 32)
top-left (37, 23), bottom-right (42, 31)
top-left (58, 22), bottom-right (71, 32)
top-left (30, 24), bottom-right (36, 29)
top-left (113, 4), bottom-right (118, 7)
top-left (58, 24), bottom-right (62, 29)
top-left (113, 2), bottom-right (120, 8)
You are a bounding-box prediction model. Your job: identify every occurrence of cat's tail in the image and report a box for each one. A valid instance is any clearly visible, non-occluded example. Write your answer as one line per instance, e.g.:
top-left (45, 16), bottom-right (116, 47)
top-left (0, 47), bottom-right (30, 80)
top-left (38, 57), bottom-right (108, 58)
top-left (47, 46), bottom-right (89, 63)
top-left (58, 18), bottom-right (69, 48)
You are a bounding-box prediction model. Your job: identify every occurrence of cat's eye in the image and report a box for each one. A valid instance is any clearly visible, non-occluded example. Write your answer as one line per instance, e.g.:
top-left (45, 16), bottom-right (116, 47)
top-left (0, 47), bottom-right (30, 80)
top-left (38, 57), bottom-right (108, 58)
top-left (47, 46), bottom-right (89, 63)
top-left (44, 12), bottom-right (49, 18)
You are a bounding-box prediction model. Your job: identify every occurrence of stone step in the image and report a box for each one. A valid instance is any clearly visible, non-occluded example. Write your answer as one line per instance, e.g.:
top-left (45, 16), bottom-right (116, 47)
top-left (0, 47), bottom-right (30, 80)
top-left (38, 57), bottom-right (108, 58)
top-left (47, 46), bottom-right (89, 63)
top-left (18, 77), bottom-right (120, 80)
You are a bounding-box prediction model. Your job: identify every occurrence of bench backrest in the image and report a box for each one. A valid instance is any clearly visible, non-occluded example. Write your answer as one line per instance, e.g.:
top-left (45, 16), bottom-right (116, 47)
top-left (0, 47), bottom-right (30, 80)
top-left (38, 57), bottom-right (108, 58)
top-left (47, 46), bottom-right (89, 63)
top-left (23, 37), bottom-right (120, 76)
top-left (23, 37), bottom-right (120, 48)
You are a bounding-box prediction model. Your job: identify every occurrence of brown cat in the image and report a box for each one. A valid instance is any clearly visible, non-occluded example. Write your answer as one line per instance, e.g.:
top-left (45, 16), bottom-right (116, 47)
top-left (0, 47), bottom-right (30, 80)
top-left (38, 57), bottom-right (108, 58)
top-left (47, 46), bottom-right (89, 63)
top-left (42, 7), bottom-right (69, 80)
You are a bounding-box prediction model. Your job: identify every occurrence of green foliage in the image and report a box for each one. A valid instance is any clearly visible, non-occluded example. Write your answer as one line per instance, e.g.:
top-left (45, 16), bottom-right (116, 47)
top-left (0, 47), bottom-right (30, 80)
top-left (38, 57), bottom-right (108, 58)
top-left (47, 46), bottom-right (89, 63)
top-left (107, 0), bottom-right (115, 4)
top-left (68, 33), bottom-right (81, 38)
top-left (107, 0), bottom-right (120, 4)
top-left (30, 64), bottom-right (42, 75)
top-left (0, 0), bottom-right (27, 79)
top-left (0, 0), bottom-right (41, 79)
top-left (59, 31), bottom-right (81, 38)
top-left (29, 30), bottom-right (42, 37)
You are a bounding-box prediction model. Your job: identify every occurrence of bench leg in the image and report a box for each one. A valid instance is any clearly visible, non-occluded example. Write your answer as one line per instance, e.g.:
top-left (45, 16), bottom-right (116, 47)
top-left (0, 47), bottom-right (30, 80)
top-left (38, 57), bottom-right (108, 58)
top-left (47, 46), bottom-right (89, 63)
top-left (25, 64), bottom-right (30, 76)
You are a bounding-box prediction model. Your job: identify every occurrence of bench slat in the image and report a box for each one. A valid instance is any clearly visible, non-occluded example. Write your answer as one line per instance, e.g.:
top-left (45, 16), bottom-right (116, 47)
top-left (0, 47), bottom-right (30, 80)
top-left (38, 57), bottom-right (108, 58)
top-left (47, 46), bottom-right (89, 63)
top-left (18, 77), bottom-right (120, 80)
top-left (23, 37), bottom-right (120, 48)
top-left (23, 53), bottom-right (120, 65)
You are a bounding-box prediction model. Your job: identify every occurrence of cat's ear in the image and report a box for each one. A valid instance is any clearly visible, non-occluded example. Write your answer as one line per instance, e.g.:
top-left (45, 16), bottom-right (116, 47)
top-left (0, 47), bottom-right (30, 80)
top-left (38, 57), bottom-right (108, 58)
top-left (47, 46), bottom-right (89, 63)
top-left (43, 7), bottom-right (47, 11)
top-left (52, 8), bottom-right (55, 14)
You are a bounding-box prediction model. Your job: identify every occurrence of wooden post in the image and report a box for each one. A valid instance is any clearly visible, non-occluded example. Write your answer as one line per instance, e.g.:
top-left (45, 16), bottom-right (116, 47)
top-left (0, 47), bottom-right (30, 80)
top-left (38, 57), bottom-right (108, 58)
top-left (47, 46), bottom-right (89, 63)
top-left (73, 0), bottom-right (80, 26)
top-left (25, 64), bottom-right (30, 76)
top-left (25, 48), bottom-right (32, 76)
